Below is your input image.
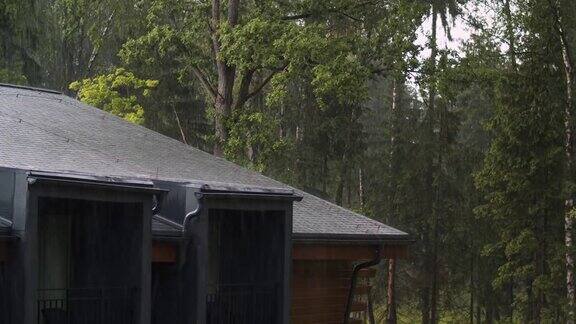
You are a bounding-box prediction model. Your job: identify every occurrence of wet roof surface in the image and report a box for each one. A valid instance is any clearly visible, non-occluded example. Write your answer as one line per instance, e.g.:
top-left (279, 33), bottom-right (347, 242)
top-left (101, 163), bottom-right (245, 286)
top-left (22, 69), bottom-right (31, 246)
top-left (0, 85), bottom-right (409, 241)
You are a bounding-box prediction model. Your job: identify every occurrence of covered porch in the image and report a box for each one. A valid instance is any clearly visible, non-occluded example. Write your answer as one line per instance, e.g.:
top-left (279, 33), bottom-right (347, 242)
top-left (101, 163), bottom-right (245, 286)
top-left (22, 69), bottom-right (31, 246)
top-left (21, 173), bottom-right (160, 324)
top-left (291, 243), bottom-right (409, 324)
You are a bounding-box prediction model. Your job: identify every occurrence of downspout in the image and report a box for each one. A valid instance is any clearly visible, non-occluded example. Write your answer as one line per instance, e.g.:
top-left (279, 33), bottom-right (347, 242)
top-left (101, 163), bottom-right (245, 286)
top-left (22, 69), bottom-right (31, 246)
top-left (343, 245), bottom-right (382, 324)
top-left (152, 193), bottom-right (163, 215)
top-left (183, 191), bottom-right (204, 236)
top-left (176, 189), bottom-right (205, 271)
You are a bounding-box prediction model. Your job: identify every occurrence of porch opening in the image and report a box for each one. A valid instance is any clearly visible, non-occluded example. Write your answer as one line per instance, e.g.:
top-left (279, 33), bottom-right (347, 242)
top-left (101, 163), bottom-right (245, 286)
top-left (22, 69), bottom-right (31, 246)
top-left (207, 209), bottom-right (285, 324)
top-left (37, 197), bottom-right (143, 324)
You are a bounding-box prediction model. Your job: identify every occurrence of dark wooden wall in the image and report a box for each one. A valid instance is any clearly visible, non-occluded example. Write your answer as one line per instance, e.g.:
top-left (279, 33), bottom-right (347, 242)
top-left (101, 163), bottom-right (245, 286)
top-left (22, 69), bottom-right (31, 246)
top-left (292, 259), bottom-right (354, 324)
top-left (291, 243), bottom-right (407, 324)
top-left (291, 244), bottom-right (373, 324)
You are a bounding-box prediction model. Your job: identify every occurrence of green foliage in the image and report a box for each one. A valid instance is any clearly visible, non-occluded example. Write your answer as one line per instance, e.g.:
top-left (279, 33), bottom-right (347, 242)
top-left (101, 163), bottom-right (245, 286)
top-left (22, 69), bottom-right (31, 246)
top-left (69, 68), bottom-right (158, 124)
top-left (0, 0), bottom-right (41, 84)
top-left (0, 68), bottom-right (27, 85)
top-left (224, 108), bottom-right (291, 173)
top-left (474, 8), bottom-right (568, 317)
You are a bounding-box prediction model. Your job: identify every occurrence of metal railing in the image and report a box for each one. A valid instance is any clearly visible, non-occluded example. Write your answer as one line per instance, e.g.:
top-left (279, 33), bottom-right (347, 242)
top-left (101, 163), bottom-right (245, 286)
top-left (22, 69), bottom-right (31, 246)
top-left (206, 283), bottom-right (278, 324)
top-left (37, 287), bottom-right (136, 324)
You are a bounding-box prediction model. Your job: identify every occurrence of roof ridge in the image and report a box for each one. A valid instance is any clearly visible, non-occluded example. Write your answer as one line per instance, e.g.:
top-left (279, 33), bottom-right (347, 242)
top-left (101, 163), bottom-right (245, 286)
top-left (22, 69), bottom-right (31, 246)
top-left (0, 83), bottom-right (62, 95)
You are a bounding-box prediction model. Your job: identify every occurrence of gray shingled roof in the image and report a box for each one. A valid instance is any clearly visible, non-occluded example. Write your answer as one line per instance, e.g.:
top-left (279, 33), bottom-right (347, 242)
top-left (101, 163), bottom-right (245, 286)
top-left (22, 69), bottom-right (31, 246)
top-left (0, 224), bottom-right (9, 233)
top-left (0, 84), bottom-right (409, 241)
top-left (152, 215), bottom-right (183, 237)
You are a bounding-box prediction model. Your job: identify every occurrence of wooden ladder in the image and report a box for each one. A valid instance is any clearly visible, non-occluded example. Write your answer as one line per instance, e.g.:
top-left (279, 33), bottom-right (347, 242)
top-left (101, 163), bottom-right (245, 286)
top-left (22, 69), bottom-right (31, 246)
top-left (347, 267), bottom-right (377, 324)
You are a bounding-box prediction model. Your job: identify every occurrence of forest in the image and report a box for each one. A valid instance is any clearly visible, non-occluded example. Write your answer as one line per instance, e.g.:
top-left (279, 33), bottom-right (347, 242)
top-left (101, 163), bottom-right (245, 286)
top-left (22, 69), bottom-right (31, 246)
top-left (2, 0), bottom-right (576, 322)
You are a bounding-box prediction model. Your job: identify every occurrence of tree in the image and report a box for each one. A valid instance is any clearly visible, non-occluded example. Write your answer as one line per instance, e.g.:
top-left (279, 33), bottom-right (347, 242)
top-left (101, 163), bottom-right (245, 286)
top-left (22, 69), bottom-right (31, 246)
top-left (418, 1), bottom-right (468, 322)
top-left (546, 0), bottom-right (576, 321)
top-left (70, 68), bottom-right (158, 124)
top-left (120, 0), bottom-right (376, 157)
top-left (475, 17), bottom-right (567, 319)
top-left (0, 0), bottom-right (41, 84)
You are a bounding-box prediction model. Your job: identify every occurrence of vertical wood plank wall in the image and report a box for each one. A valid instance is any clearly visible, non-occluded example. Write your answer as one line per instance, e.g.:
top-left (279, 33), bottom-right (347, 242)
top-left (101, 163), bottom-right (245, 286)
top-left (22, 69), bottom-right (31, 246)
top-left (292, 260), bottom-right (354, 324)
top-left (291, 243), bottom-right (407, 324)
top-left (291, 244), bottom-right (380, 324)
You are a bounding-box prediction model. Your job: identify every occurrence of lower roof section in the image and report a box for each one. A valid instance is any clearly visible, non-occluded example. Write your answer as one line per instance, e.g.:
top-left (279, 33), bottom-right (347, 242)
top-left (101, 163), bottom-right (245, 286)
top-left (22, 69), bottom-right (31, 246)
top-left (152, 215), bottom-right (183, 239)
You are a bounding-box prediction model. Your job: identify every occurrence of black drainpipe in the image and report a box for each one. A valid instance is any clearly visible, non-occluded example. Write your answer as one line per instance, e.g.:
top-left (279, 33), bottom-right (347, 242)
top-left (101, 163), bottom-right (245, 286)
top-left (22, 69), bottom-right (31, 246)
top-left (178, 191), bottom-right (205, 271)
top-left (343, 245), bottom-right (382, 324)
top-left (183, 191), bottom-right (204, 236)
top-left (152, 193), bottom-right (163, 215)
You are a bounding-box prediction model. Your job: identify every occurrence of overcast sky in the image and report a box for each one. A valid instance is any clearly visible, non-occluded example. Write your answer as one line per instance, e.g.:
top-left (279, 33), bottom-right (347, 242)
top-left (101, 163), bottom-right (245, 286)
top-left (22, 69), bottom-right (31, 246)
top-left (408, 2), bottom-right (498, 87)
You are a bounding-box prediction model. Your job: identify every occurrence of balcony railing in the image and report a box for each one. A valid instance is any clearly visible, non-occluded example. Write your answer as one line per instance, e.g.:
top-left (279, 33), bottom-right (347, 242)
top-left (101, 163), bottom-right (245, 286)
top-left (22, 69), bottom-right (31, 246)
top-left (37, 287), bottom-right (136, 324)
top-left (206, 283), bottom-right (278, 324)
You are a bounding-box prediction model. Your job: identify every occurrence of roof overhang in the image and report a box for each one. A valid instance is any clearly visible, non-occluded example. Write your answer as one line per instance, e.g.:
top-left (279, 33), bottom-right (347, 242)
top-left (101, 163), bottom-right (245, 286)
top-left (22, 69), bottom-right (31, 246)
top-left (292, 232), bottom-right (415, 245)
top-left (176, 180), bottom-right (303, 201)
top-left (27, 171), bottom-right (168, 195)
top-left (200, 190), bottom-right (302, 201)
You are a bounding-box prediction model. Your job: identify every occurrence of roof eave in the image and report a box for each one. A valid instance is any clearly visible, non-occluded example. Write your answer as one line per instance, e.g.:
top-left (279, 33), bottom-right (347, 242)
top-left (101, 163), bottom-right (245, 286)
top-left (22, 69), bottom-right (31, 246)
top-left (28, 171), bottom-right (169, 194)
top-left (292, 232), bottom-right (415, 245)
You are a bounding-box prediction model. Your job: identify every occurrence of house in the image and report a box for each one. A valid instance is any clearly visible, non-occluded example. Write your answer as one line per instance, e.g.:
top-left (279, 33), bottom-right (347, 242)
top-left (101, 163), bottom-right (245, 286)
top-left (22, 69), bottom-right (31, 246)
top-left (0, 83), bottom-right (411, 324)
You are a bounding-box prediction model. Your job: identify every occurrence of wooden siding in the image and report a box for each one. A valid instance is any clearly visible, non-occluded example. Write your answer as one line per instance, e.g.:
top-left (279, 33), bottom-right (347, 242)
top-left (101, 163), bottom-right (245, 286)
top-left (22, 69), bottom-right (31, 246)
top-left (291, 244), bottom-right (407, 324)
top-left (293, 243), bottom-right (408, 261)
top-left (292, 260), bottom-right (353, 324)
top-left (292, 244), bottom-right (387, 324)
top-left (152, 241), bottom-right (178, 263)
top-left (293, 245), bottom-right (377, 261)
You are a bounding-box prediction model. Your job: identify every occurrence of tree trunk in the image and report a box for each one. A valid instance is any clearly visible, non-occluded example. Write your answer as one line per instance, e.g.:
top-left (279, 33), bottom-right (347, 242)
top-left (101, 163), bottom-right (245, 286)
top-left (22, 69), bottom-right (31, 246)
top-left (172, 105), bottom-right (188, 145)
top-left (470, 253), bottom-right (474, 324)
top-left (211, 0), bottom-right (238, 157)
top-left (386, 259), bottom-right (398, 324)
top-left (195, 0), bottom-right (282, 158)
top-left (346, 167), bottom-right (352, 207)
top-left (358, 168), bottom-right (365, 211)
top-left (335, 155), bottom-right (346, 206)
top-left (421, 285), bottom-right (431, 324)
top-left (390, 78), bottom-right (399, 167)
top-left (428, 7), bottom-right (440, 324)
top-left (385, 77), bottom-right (402, 324)
top-left (86, 10), bottom-right (115, 76)
top-left (213, 63), bottom-right (235, 157)
top-left (323, 154), bottom-right (328, 193)
top-left (503, 0), bottom-right (516, 69)
top-left (388, 77), bottom-right (402, 218)
top-left (429, 230), bottom-right (440, 324)
top-left (550, 1), bottom-right (576, 321)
